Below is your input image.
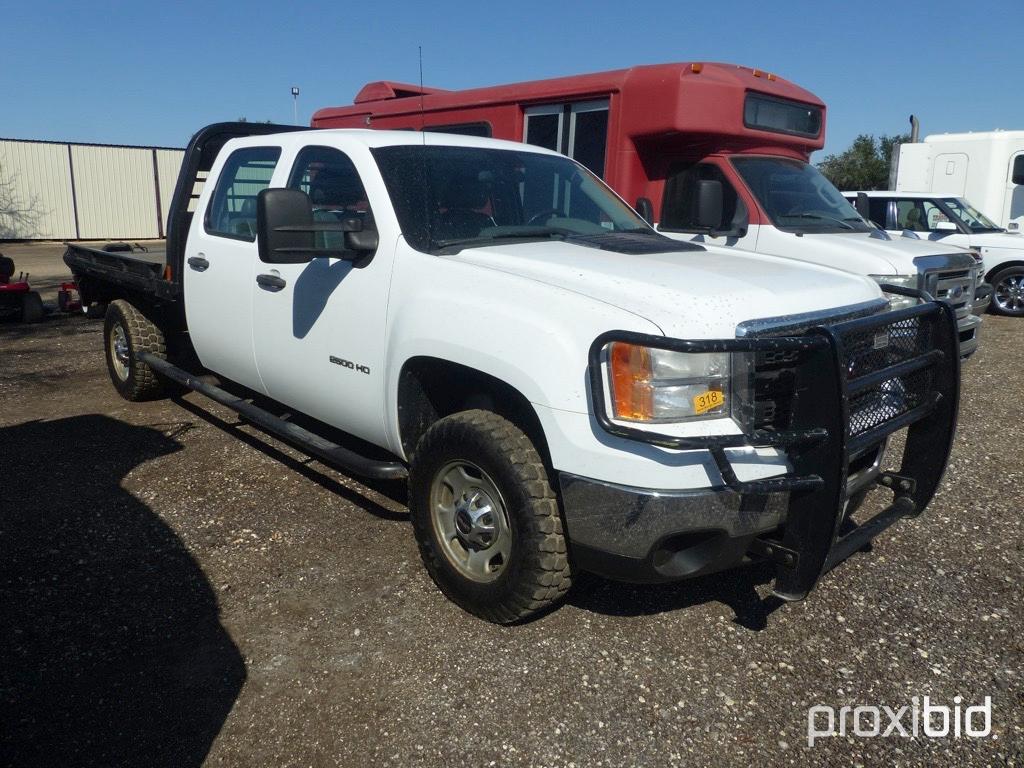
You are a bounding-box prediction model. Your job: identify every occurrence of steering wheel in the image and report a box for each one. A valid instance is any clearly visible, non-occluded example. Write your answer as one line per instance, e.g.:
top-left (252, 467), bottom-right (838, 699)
top-left (527, 208), bottom-right (561, 226)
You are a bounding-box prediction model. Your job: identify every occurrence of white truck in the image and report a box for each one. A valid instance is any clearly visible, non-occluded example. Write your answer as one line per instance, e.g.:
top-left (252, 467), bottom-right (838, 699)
top-left (893, 130), bottom-right (1024, 233)
top-left (844, 191), bottom-right (1023, 316)
top-left (653, 157), bottom-right (986, 357)
top-left (65, 123), bottom-right (961, 623)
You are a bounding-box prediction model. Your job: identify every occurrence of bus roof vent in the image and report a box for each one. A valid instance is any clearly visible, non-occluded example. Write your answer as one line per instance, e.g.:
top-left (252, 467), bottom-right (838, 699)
top-left (354, 81), bottom-right (449, 103)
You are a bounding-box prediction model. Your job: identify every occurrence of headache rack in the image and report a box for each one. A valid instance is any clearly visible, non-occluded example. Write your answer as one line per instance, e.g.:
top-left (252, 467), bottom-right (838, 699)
top-left (587, 288), bottom-right (960, 600)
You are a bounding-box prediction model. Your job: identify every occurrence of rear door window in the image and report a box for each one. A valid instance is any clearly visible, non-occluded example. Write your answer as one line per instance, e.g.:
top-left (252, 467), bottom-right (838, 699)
top-left (205, 147), bottom-right (281, 241)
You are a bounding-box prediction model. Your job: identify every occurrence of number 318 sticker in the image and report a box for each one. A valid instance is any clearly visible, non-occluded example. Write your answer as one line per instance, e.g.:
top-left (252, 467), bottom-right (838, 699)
top-left (693, 389), bottom-right (725, 415)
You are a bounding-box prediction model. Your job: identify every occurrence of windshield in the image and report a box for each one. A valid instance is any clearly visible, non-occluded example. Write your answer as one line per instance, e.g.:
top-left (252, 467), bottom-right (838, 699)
top-left (942, 198), bottom-right (1003, 232)
top-left (371, 145), bottom-right (650, 251)
top-left (731, 157), bottom-right (872, 233)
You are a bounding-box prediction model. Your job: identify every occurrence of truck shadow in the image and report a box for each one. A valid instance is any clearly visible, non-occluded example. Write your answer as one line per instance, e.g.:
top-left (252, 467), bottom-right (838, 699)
top-left (170, 395), bottom-right (409, 520)
top-left (0, 415), bottom-right (245, 767)
top-left (568, 563), bottom-right (787, 631)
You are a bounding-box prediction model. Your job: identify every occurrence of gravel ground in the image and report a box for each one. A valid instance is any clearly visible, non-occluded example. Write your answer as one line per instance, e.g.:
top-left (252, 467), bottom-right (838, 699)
top-left (1, 250), bottom-right (1021, 766)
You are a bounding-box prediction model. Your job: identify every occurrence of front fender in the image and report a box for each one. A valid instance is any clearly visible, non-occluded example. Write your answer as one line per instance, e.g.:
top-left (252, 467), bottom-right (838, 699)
top-left (382, 247), bottom-right (660, 456)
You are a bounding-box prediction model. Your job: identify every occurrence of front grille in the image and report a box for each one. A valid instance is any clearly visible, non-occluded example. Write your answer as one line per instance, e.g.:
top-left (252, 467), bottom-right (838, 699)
top-left (847, 366), bottom-right (932, 437)
top-left (746, 347), bottom-right (800, 430)
top-left (839, 314), bottom-right (931, 379)
top-left (742, 307), bottom-right (940, 442)
top-left (923, 269), bottom-right (973, 320)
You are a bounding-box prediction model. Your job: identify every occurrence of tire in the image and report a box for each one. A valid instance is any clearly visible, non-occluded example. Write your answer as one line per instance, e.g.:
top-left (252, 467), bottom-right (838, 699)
top-left (19, 292), bottom-right (44, 323)
top-left (408, 410), bottom-right (572, 623)
top-left (103, 299), bottom-right (167, 401)
top-left (989, 265), bottom-right (1024, 317)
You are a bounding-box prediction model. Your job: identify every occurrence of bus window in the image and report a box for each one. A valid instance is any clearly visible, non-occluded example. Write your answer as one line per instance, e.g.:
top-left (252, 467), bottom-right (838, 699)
top-left (524, 106), bottom-right (563, 152)
top-left (524, 101), bottom-right (610, 177)
top-left (570, 103), bottom-right (609, 178)
top-left (661, 162), bottom-right (743, 232)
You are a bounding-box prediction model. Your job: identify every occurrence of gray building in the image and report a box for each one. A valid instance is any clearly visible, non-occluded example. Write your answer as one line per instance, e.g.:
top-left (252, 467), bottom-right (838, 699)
top-left (0, 138), bottom-right (184, 240)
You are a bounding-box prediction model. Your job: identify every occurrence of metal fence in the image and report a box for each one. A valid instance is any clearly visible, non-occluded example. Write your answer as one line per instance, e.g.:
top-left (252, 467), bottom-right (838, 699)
top-left (0, 138), bottom-right (184, 241)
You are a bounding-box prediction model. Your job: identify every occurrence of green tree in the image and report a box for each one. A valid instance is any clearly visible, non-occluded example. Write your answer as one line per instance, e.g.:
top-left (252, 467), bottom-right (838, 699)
top-left (817, 133), bottom-right (910, 191)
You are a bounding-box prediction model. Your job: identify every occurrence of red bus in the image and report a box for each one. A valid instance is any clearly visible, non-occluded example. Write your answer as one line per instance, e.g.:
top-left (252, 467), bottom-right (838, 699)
top-left (311, 62), bottom-right (826, 229)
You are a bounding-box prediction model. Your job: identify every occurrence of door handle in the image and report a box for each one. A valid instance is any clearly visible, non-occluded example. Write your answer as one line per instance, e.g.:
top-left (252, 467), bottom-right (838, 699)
top-left (187, 256), bottom-right (210, 272)
top-left (256, 273), bottom-right (287, 291)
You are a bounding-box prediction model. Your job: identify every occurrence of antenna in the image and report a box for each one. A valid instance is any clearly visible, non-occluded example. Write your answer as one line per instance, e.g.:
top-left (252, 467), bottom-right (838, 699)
top-left (418, 46), bottom-right (426, 132)
top-left (418, 46), bottom-right (432, 248)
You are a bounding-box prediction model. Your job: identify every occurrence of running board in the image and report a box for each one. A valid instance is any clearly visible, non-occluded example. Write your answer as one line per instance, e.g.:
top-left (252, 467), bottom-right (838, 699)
top-left (139, 352), bottom-right (408, 481)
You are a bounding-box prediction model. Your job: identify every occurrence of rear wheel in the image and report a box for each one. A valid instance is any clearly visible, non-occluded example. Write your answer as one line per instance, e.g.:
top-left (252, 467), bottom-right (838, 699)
top-left (408, 410), bottom-right (572, 623)
top-left (990, 266), bottom-right (1024, 316)
top-left (103, 299), bottom-right (167, 401)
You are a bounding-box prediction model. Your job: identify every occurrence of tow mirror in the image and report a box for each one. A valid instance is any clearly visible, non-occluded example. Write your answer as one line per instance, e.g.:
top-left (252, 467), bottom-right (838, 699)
top-left (855, 192), bottom-right (871, 221)
top-left (696, 179), bottom-right (724, 231)
top-left (257, 188), bottom-right (314, 264)
top-left (634, 196), bottom-right (655, 225)
top-left (256, 188), bottom-right (378, 264)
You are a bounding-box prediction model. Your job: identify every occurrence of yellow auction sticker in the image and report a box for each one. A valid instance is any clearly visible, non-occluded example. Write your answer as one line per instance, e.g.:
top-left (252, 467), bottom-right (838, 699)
top-left (693, 389), bottom-right (725, 415)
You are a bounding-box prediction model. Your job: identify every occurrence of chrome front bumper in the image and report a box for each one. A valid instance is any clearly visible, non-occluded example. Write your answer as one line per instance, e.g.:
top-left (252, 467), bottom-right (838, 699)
top-left (559, 473), bottom-right (789, 583)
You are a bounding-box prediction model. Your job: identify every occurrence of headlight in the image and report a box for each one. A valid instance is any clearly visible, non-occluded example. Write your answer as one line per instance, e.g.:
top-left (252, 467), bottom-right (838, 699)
top-left (870, 274), bottom-right (919, 311)
top-left (607, 342), bottom-right (730, 422)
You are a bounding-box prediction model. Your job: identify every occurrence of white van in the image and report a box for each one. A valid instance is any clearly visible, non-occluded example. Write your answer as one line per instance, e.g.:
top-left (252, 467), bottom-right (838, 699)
top-left (894, 130), bottom-right (1024, 233)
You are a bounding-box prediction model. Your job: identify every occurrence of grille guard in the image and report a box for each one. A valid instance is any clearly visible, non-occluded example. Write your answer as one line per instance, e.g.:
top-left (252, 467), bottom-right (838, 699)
top-left (587, 289), bottom-right (961, 600)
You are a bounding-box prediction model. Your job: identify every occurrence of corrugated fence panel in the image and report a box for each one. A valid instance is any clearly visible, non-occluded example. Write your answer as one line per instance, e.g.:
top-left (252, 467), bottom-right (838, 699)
top-left (155, 149), bottom-right (185, 235)
top-left (71, 145), bottom-right (160, 239)
top-left (0, 140), bottom-right (77, 239)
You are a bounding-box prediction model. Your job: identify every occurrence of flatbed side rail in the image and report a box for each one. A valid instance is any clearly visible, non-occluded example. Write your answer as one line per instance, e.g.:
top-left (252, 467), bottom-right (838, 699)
top-left (63, 245), bottom-right (180, 301)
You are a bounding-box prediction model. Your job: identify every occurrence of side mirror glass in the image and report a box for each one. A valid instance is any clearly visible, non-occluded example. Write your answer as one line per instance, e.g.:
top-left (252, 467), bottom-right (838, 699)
top-left (1012, 155), bottom-right (1024, 185)
top-left (696, 179), bottom-right (724, 231)
top-left (257, 188), bottom-right (315, 264)
top-left (634, 196), bottom-right (655, 225)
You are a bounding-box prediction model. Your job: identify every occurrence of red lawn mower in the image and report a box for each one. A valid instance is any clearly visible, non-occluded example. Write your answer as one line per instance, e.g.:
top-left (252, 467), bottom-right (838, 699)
top-left (0, 253), bottom-right (45, 323)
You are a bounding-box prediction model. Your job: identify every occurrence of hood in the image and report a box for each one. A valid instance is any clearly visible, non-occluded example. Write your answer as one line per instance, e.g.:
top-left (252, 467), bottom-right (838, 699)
top-left (966, 230), bottom-right (1024, 250)
top-left (445, 239), bottom-right (883, 338)
top-left (786, 231), bottom-right (973, 275)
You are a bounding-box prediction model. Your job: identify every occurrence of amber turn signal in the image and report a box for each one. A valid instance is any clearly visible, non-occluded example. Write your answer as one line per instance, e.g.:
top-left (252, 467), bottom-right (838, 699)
top-left (609, 342), bottom-right (653, 421)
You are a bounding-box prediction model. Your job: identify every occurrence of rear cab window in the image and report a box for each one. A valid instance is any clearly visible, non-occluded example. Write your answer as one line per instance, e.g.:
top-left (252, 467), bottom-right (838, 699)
top-left (205, 147), bottom-right (282, 241)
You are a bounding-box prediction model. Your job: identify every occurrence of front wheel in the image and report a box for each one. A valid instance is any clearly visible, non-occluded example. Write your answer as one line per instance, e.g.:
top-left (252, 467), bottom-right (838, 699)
top-left (408, 410), bottom-right (572, 623)
top-left (989, 266), bottom-right (1024, 316)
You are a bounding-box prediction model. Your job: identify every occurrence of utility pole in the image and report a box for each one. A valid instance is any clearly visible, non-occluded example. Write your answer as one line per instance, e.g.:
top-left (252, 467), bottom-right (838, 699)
top-left (291, 86), bottom-right (300, 125)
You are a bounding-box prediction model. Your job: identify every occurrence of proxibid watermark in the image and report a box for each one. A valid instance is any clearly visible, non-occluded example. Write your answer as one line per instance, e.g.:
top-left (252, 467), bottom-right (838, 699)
top-left (807, 696), bottom-right (992, 747)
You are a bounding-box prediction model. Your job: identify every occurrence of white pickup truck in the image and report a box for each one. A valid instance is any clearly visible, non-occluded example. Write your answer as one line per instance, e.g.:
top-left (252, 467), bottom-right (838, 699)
top-left (66, 123), bottom-right (961, 623)
top-left (844, 191), bottom-right (1022, 317)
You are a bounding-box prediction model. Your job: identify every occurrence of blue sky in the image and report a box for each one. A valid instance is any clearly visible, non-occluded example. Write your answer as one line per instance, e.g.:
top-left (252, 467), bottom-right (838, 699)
top-left (4, 0), bottom-right (1020, 159)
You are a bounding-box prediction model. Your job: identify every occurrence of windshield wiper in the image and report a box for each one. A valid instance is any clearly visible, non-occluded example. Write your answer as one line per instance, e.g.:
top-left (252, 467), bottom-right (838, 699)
top-left (433, 227), bottom-right (569, 249)
top-left (783, 213), bottom-right (854, 230)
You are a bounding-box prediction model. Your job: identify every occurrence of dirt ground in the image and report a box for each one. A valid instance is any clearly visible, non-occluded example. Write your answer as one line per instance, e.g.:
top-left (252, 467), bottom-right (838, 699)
top-left (1, 246), bottom-right (1021, 767)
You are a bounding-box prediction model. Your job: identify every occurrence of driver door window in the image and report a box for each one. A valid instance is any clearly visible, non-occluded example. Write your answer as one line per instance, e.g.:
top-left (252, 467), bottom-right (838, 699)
top-left (661, 161), bottom-right (743, 232)
top-left (894, 199), bottom-right (947, 232)
top-left (287, 145), bottom-right (372, 250)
